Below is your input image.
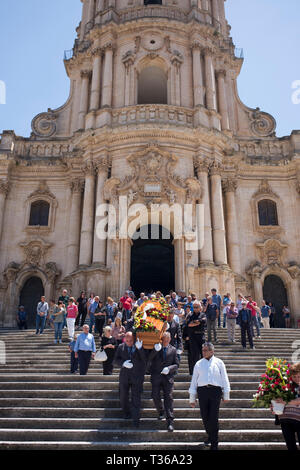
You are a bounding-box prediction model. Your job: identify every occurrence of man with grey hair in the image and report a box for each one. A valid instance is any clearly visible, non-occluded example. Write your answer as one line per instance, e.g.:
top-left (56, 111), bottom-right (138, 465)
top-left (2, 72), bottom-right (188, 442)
top-left (149, 332), bottom-right (179, 432)
top-left (189, 342), bottom-right (230, 450)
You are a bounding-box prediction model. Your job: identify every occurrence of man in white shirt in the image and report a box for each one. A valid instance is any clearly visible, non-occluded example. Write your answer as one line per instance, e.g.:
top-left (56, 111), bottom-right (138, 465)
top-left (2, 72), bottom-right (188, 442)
top-left (189, 342), bottom-right (230, 450)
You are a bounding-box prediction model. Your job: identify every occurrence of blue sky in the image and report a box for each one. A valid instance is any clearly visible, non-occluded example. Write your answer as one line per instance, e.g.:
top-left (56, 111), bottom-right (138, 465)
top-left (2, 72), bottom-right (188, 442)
top-left (0, 0), bottom-right (299, 138)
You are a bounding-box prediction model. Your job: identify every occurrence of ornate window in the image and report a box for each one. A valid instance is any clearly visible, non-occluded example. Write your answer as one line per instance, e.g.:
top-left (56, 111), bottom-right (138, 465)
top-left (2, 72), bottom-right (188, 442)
top-left (258, 199), bottom-right (278, 226)
top-left (138, 66), bottom-right (168, 105)
top-left (29, 201), bottom-right (50, 226)
top-left (24, 181), bottom-right (58, 233)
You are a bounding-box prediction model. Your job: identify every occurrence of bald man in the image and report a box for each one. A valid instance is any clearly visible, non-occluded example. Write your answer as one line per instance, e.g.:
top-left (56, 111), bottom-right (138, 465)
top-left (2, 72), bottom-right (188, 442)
top-left (114, 332), bottom-right (147, 427)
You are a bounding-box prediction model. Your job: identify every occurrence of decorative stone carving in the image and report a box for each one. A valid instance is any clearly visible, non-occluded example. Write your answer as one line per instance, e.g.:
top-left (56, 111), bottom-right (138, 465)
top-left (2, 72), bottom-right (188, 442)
top-left (256, 239), bottom-right (288, 267)
top-left (28, 180), bottom-right (57, 203)
top-left (252, 179), bottom-right (279, 200)
top-left (31, 111), bottom-right (57, 138)
top-left (3, 262), bottom-right (21, 284)
top-left (19, 238), bottom-right (53, 267)
top-left (287, 263), bottom-right (300, 279)
top-left (69, 178), bottom-right (85, 194)
top-left (249, 107), bottom-right (276, 137)
top-left (45, 262), bottom-right (61, 282)
top-left (222, 178), bottom-right (237, 193)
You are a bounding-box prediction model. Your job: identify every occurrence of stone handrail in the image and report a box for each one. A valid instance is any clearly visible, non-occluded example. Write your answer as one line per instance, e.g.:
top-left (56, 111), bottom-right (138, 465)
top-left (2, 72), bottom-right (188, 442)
top-left (111, 104), bottom-right (195, 128)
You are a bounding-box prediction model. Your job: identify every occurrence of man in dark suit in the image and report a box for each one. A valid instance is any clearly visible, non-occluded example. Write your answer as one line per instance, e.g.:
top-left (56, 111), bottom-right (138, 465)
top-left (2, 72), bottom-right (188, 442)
top-left (187, 302), bottom-right (206, 373)
top-left (114, 332), bottom-right (147, 427)
top-left (237, 301), bottom-right (254, 350)
top-left (149, 332), bottom-right (180, 432)
top-left (167, 309), bottom-right (183, 356)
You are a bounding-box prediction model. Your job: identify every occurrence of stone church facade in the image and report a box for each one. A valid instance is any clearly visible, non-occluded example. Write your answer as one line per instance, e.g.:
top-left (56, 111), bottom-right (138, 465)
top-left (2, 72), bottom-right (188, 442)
top-left (0, 0), bottom-right (300, 327)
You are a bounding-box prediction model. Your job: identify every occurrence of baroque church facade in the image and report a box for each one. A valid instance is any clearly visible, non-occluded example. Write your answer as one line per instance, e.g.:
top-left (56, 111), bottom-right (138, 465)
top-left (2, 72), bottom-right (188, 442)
top-left (0, 0), bottom-right (300, 327)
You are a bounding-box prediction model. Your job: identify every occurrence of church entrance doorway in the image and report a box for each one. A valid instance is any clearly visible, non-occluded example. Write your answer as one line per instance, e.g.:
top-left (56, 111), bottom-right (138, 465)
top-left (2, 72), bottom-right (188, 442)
top-left (263, 274), bottom-right (288, 328)
top-left (19, 277), bottom-right (45, 327)
top-left (130, 225), bottom-right (175, 296)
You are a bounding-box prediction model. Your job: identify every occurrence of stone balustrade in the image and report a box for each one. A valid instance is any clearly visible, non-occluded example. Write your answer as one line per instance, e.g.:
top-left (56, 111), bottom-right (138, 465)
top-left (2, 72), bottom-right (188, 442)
top-left (111, 104), bottom-right (195, 128)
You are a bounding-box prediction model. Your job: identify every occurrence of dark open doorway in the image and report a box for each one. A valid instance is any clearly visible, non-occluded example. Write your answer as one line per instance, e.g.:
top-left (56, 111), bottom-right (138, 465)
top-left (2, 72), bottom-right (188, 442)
top-left (263, 274), bottom-right (288, 328)
top-left (19, 277), bottom-right (45, 327)
top-left (130, 225), bottom-right (175, 297)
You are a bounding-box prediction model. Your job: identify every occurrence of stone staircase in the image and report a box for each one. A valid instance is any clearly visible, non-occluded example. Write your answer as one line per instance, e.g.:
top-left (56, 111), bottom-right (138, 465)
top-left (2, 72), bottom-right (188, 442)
top-left (0, 327), bottom-right (299, 450)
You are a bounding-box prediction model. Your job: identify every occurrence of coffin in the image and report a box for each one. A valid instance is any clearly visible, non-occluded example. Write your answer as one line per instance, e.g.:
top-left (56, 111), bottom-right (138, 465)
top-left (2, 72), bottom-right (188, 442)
top-left (135, 316), bottom-right (168, 349)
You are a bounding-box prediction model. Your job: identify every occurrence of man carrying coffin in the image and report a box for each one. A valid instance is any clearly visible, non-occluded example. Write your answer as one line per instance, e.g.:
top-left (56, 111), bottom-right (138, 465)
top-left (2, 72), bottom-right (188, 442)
top-left (114, 331), bottom-right (147, 427)
top-left (149, 332), bottom-right (180, 432)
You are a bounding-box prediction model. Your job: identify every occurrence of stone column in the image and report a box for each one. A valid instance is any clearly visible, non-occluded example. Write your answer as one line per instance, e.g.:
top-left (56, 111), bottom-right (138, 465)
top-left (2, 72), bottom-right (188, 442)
top-left (101, 43), bottom-right (114, 108)
top-left (78, 70), bottom-right (91, 130)
top-left (222, 178), bottom-right (241, 274)
top-left (87, 0), bottom-right (95, 23)
top-left (192, 42), bottom-right (204, 107)
top-left (92, 157), bottom-right (109, 265)
top-left (216, 70), bottom-right (230, 131)
top-left (123, 54), bottom-right (135, 107)
top-left (80, 0), bottom-right (89, 40)
top-left (195, 161), bottom-right (214, 264)
top-left (0, 180), bottom-right (9, 244)
top-left (90, 48), bottom-right (102, 111)
top-left (253, 274), bottom-right (263, 308)
top-left (171, 56), bottom-right (182, 106)
top-left (209, 162), bottom-right (227, 265)
top-left (218, 0), bottom-right (227, 35)
top-left (79, 161), bottom-right (96, 266)
top-left (66, 178), bottom-right (84, 274)
top-left (204, 48), bottom-right (217, 111)
top-left (174, 238), bottom-right (186, 292)
top-left (211, 0), bottom-right (220, 28)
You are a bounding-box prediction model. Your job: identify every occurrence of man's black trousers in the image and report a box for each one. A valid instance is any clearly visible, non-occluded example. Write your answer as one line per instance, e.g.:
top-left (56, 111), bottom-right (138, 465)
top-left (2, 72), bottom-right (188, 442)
top-left (197, 385), bottom-right (222, 450)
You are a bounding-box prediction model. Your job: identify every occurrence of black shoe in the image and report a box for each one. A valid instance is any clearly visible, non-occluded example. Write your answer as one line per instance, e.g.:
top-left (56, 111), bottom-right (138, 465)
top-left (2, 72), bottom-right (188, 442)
top-left (204, 440), bottom-right (211, 447)
top-left (167, 424), bottom-right (174, 432)
top-left (123, 412), bottom-right (131, 419)
top-left (133, 420), bottom-right (140, 428)
top-left (158, 412), bottom-right (164, 420)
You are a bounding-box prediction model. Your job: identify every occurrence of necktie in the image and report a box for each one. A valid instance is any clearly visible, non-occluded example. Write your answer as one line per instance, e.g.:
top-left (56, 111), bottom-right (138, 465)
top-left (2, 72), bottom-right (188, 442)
top-left (163, 347), bottom-right (167, 361)
top-left (128, 346), bottom-right (132, 359)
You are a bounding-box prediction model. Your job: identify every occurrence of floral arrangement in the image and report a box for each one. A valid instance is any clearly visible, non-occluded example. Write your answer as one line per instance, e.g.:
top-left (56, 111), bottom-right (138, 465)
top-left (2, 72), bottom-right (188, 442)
top-left (134, 298), bottom-right (170, 332)
top-left (252, 357), bottom-right (296, 408)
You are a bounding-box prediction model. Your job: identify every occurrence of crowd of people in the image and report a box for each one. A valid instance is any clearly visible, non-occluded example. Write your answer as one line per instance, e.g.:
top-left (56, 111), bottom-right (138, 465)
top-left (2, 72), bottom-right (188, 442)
top-left (13, 286), bottom-right (299, 451)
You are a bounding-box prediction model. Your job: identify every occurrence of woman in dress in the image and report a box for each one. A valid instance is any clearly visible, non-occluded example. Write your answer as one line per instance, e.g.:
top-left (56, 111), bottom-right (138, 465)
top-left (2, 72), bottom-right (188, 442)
top-left (100, 326), bottom-right (117, 375)
top-left (111, 316), bottom-right (126, 345)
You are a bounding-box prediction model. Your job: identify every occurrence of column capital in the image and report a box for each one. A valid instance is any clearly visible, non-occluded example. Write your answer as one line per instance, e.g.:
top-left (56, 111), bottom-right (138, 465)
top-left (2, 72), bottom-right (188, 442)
top-left (222, 178), bottom-right (238, 193)
top-left (191, 41), bottom-right (203, 52)
top-left (91, 47), bottom-right (103, 58)
top-left (216, 69), bottom-right (227, 78)
top-left (80, 69), bottom-right (92, 79)
top-left (0, 179), bottom-right (9, 196)
top-left (203, 46), bottom-right (214, 56)
top-left (209, 160), bottom-right (224, 176)
top-left (194, 158), bottom-right (210, 174)
top-left (82, 159), bottom-right (96, 176)
top-left (95, 156), bottom-right (110, 173)
top-left (69, 177), bottom-right (85, 194)
top-left (103, 42), bottom-right (115, 53)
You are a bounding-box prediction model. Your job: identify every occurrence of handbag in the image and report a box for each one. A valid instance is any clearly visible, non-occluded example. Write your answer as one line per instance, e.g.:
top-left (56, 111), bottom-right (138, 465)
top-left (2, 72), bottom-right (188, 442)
top-left (94, 349), bottom-right (107, 362)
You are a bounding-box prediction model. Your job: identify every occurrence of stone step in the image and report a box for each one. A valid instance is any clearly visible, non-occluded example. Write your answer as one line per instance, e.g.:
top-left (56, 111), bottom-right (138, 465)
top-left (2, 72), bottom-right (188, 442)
top-left (0, 417), bottom-right (276, 430)
top-left (0, 389), bottom-right (255, 399)
top-left (0, 441), bottom-right (287, 450)
top-left (0, 428), bottom-right (284, 442)
top-left (0, 398), bottom-right (254, 408)
top-left (0, 407), bottom-right (273, 418)
top-left (0, 381), bottom-right (258, 390)
top-left (0, 374), bottom-right (265, 382)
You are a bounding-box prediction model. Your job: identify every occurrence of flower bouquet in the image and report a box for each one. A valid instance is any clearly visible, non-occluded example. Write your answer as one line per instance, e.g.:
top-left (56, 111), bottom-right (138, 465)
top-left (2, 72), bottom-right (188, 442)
top-left (134, 298), bottom-right (169, 349)
top-left (253, 357), bottom-right (296, 414)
